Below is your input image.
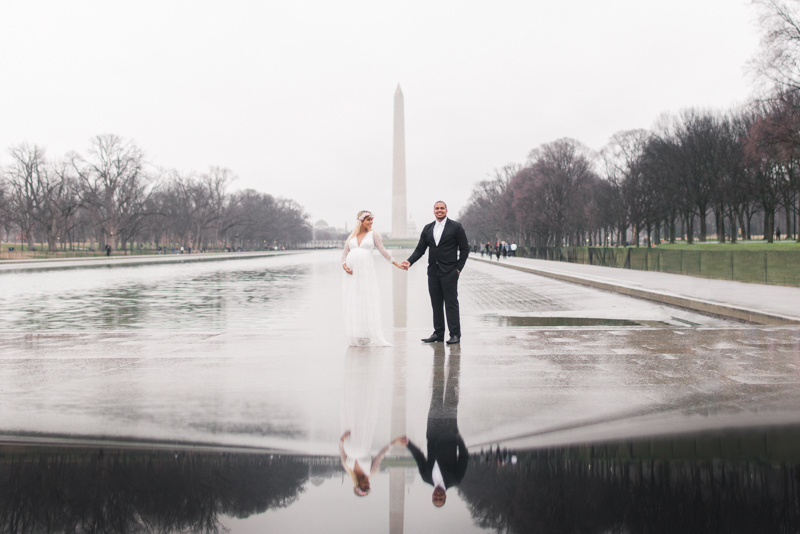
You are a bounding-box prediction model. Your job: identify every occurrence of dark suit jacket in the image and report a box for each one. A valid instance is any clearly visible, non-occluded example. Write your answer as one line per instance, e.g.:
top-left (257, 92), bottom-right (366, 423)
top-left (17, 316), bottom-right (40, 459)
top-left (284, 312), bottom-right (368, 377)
top-left (407, 218), bottom-right (470, 275)
top-left (407, 436), bottom-right (469, 489)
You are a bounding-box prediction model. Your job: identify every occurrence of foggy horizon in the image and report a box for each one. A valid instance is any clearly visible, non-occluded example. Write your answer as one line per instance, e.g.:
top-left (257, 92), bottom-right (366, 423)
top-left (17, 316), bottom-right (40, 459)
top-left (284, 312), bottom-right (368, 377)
top-left (0, 0), bottom-right (759, 232)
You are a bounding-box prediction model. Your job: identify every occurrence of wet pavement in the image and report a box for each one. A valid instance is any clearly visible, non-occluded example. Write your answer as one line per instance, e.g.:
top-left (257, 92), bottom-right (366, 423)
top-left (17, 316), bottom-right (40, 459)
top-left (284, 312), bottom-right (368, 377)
top-left (2, 249), bottom-right (800, 532)
top-left (479, 254), bottom-right (800, 323)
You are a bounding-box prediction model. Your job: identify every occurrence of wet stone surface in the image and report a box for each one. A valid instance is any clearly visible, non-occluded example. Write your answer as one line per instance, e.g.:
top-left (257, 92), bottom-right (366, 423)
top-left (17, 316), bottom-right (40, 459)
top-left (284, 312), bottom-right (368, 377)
top-left (1, 250), bottom-right (799, 532)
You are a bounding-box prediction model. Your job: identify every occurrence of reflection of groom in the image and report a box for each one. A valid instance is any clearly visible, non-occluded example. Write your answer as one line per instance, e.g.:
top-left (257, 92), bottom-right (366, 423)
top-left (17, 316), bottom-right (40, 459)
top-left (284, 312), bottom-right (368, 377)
top-left (401, 201), bottom-right (469, 344)
top-left (404, 344), bottom-right (468, 507)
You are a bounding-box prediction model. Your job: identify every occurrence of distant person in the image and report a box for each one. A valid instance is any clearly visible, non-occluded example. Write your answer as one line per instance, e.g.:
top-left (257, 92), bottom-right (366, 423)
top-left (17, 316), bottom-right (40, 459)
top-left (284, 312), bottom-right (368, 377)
top-left (495, 242), bottom-right (501, 261)
top-left (776, 227), bottom-right (781, 241)
top-left (105, 244), bottom-right (112, 256)
top-left (511, 243), bottom-right (517, 256)
top-left (501, 242), bottom-right (507, 259)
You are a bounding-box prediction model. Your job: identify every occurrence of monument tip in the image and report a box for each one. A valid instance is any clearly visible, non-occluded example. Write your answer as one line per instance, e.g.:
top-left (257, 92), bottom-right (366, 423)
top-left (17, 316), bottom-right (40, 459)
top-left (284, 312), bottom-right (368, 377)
top-left (395, 83), bottom-right (402, 94)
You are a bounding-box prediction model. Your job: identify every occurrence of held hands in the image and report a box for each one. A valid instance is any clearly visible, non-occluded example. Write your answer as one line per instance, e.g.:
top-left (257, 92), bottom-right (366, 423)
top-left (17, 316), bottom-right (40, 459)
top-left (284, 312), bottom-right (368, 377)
top-left (392, 261), bottom-right (408, 271)
top-left (400, 261), bottom-right (410, 270)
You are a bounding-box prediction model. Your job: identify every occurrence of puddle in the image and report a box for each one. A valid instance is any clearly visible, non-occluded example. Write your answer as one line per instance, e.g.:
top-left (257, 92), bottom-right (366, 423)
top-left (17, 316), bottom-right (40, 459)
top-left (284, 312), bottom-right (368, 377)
top-left (486, 316), bottom-right (668, 327)
top-left (2, 424), bottom-right (798, 533)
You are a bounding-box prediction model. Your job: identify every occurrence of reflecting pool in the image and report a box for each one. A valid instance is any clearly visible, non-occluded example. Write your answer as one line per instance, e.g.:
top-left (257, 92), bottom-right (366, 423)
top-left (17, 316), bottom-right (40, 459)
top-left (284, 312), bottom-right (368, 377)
top-left (2, 425), bottom-right (799, 533)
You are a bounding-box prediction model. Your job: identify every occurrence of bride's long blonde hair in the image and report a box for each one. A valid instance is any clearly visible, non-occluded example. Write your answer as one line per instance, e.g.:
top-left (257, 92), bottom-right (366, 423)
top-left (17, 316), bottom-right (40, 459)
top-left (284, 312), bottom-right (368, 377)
top-left (347, 210), bottom-right (380, 242)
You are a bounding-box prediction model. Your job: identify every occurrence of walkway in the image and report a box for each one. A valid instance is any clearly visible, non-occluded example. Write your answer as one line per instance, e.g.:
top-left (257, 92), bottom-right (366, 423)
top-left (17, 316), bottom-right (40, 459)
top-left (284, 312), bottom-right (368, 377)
top-left (473, 255), bottom-right (800, 325)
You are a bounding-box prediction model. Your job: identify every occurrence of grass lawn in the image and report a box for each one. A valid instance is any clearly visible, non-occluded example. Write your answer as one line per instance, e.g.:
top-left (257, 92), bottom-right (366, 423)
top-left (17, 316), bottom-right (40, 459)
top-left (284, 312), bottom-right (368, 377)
top-left (656, 241), bottom-right (800, 251)
top-left (383, 239), bottom-right (419, 248)
top-left (598, 241), bottom-right (800, 286)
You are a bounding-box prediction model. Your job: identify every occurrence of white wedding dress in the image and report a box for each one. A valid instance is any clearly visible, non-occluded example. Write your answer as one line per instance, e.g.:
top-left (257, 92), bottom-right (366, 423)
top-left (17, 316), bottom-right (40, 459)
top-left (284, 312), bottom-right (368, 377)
top-left (341, 231), bottom-right (394, 347)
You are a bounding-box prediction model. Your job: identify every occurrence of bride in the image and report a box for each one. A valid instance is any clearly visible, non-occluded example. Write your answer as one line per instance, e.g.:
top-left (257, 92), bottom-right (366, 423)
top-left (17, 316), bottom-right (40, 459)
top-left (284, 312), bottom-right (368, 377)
top-left (341, 210), bottom-right (403, 346)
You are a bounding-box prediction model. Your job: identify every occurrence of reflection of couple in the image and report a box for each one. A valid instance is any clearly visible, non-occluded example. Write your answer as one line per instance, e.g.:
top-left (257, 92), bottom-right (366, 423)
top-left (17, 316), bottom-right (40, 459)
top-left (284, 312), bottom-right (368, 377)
top-left (341, 201), bottom-right (470, 347)
top-left (339, 345), bottom-right (467, 504)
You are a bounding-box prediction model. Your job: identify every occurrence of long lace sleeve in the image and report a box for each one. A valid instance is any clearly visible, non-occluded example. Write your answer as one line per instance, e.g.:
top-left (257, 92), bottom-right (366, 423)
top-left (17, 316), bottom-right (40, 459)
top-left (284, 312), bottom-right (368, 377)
top-left (373, 232), bottom-right (395, 263)
top-left (341, 240), bottom-right (350, 264)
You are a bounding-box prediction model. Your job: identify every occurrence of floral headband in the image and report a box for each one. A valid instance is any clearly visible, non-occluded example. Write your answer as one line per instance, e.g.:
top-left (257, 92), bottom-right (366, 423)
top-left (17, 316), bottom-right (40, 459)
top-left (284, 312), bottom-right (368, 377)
top-left (358, 211), bottom-right (372, 221)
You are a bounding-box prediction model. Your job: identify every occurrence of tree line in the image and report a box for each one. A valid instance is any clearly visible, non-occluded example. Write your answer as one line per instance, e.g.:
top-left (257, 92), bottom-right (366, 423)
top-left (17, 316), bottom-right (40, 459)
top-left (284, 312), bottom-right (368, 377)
top-left (461, 0), bottom-right (800, 247)
top-left (0, 134), bottom-right (311, 252)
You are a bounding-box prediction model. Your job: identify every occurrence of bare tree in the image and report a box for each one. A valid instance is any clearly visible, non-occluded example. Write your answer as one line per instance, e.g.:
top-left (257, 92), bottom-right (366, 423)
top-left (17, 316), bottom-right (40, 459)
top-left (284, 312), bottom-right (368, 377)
top-left (0, 177), bottom-right (10, 242)
top-left (506, 166), bottom-right (548, 247)
top-left (5, 144), bottom-right (50, 249)
top-left (74, 134), bottom-right (151, 249)
top-left (746, 100), bottom-right (799, 241)
top-left (528, 138), bottom-right (597, 247)
top-left (751, 0), bottom-right (800, 93)
top-left (459, 164), bottom-right (519, 243)
top-left (601, 130), bottom-right (650, 246)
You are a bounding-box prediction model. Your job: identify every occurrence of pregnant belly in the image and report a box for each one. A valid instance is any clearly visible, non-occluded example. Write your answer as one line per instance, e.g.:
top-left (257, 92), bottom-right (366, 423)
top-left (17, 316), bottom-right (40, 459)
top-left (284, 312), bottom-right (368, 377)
top-left (346, 248), bottom-right (370, 268)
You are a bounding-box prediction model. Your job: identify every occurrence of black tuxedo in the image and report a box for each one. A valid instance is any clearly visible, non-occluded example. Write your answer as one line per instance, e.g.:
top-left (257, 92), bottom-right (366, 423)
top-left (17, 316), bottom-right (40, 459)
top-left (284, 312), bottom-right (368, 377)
top-left (407, 218), bottom-right (469, 338)
top-left (408, 434), bottom-right (468, 489)
top-left (408, 218), bottom-right (469, 275)
top-left (407, 346), bottom-right (468, 489)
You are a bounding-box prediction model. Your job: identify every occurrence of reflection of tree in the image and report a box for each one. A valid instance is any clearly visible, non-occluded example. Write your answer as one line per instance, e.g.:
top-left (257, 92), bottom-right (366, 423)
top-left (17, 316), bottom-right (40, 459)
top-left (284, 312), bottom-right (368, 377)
top-left (460, 431), bottom-right (800, 533)
top-left (6, 265), bottom-right (309, 331)
top-left (0, 447), bottom-right (338, 534)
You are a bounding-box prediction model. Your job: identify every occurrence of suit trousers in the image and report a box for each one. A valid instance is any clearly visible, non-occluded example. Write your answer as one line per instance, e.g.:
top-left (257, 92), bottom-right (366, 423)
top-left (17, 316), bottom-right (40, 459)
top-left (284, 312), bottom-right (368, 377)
top-left (428, 268), bottom-right (460, 338)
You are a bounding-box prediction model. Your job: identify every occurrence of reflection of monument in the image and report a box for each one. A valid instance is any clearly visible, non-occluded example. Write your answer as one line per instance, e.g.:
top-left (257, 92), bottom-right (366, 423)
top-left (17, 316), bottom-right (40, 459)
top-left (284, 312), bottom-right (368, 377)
top-left (392, 85), bottom-right (407, 238)
top-left (390, 268), bottom-right (408, 534)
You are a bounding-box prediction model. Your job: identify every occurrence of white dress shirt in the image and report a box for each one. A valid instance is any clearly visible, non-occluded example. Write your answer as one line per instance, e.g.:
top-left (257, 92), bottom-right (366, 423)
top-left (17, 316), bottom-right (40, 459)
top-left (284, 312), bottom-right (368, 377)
top-left (433, 217), bottom-right (448, 246)
top-left (432, 461), bottom-right (446, 491)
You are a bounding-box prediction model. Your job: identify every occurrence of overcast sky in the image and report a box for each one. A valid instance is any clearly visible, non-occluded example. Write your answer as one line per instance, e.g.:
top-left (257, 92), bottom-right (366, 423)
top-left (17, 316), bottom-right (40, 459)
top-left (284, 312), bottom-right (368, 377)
top-left (0, 0), bottom-right (761, 232)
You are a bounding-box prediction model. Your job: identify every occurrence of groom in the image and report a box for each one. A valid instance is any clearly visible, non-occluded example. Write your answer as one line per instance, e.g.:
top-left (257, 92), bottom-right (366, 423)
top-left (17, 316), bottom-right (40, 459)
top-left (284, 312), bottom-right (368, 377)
top-left (401, 201), bottom-right (469, 344)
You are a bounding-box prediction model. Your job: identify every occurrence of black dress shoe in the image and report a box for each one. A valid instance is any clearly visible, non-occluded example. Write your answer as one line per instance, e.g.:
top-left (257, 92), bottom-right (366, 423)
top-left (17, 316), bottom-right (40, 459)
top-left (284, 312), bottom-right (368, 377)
top-left (421, 334), bottom-right (444, 343)
top-left (446, 335), bottom-right (460, 344)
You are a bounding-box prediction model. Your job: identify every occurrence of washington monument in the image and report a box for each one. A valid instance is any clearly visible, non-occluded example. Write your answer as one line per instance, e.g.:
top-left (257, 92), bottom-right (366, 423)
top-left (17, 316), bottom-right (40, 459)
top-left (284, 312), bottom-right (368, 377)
top-left (392, 84), bottom-right (407, 238)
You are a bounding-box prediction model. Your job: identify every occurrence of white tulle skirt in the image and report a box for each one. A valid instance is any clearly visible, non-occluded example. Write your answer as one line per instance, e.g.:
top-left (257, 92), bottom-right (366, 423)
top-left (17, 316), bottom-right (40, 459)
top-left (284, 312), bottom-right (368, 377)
top-left (343, 248), bottom-right (391, 347)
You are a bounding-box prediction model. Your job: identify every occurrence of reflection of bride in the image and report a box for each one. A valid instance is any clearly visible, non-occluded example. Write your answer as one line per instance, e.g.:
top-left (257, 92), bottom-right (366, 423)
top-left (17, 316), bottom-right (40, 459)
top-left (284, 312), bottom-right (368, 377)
top-left (341, 210), bottom-right (404, 347)
top-left (338, 347), bottom-right (404, 496)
